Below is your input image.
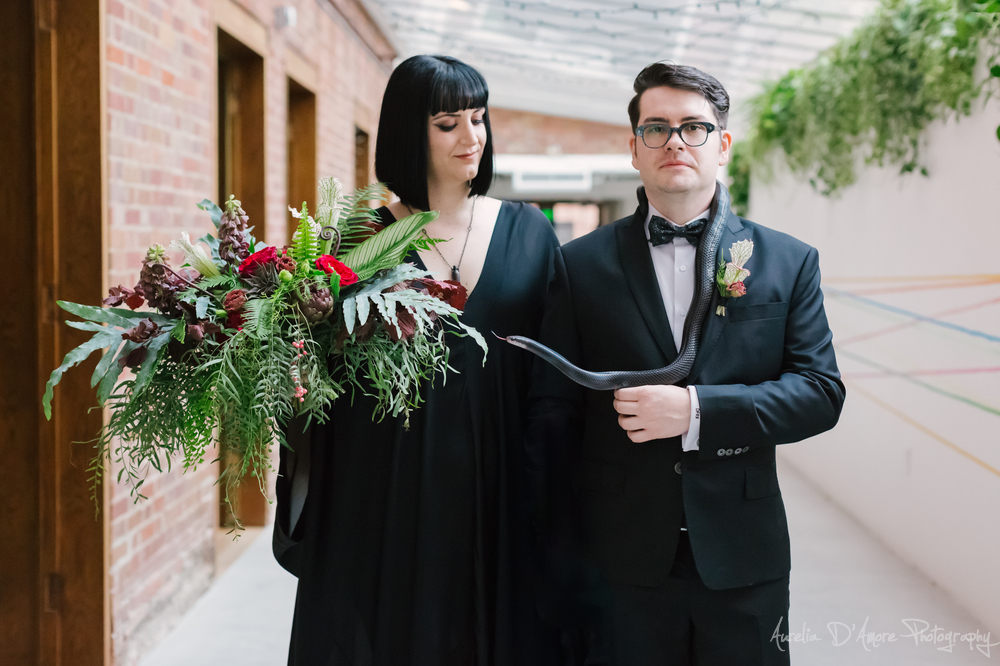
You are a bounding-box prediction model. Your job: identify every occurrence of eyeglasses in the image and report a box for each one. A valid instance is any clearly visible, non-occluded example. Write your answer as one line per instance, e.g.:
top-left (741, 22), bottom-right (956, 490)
top-left (634, 122), bottom-right (717, 149)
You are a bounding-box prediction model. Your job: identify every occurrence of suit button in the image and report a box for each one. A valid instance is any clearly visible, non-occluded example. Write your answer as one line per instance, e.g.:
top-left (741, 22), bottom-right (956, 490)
top-left (674, 462), bottom-right (682, 475)
top-left (725, 448), bottom-right (734, 456)
top-left (717, 448), bottom-right (725, 457)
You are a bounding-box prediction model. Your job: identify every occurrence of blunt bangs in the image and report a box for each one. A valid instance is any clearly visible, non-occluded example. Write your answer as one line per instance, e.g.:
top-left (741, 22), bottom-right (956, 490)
top-left (375, 55), bottom-right (494, 212)
top-left (427, 62), bottom-right (489, 116)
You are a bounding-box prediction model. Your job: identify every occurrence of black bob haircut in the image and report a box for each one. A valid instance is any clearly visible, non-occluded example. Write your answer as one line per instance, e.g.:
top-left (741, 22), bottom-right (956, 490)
top-left (628, 62), bottom-right (730, 131)
top-left (375, 55), bottom-right (494, 212)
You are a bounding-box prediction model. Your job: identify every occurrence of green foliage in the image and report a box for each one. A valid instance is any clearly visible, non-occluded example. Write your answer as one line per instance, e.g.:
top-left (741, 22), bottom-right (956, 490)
top-left (334, 182), bottom-right (392, 257)
top-left (196, 198), bottom-right (223, 229)
top-left (46, 179), bottom-right (488, 533)
top-left (727, 141), bottom-right (751, 217)
top-left (290, 202), bottom-right (322, 267)
top-left (340, 211), bottom-right (438, 281)
top-left (336, 327), bottom-right (449, 427)
top-left (746, 0), bottom-right (1000, 195)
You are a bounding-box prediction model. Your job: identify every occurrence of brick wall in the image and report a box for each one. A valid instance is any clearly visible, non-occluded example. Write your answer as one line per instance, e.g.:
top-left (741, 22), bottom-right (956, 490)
top-left (489, 107), bottom-right (632, 155)
top-left (103, 1), bottom-right (391, 664)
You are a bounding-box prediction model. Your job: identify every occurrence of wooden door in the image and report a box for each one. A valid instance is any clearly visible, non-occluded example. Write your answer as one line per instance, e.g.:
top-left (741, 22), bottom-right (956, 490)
top-left (0, 1), bottom-right (108, 665)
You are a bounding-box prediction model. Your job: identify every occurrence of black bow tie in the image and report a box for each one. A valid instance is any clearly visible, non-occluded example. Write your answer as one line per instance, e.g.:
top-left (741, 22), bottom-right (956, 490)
top-left (649, 216), bottom-right (707, 247)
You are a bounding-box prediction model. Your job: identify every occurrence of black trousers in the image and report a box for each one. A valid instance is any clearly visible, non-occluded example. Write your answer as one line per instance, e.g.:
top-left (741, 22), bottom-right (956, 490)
top-left (595, 532), bottom-right (790, 666)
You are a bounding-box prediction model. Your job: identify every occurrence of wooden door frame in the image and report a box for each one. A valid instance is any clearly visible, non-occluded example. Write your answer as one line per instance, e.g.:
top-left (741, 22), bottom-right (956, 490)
top-left (0, 0), bottom-right (109, 664)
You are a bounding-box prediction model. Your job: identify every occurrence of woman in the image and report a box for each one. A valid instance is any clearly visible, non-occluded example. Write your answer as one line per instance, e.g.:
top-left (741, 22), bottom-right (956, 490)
top-left (276, 55), bottom-right (562, 665)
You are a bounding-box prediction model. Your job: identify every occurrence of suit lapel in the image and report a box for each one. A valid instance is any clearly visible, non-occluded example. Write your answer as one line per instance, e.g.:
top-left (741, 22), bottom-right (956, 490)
top-left (616, 194), bottom-right (677, 364)
top-left (687, 209), bottom-right (751, 383)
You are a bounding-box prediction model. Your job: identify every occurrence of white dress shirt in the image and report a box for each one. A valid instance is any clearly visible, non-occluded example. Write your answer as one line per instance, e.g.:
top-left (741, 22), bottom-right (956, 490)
top-left (643, 205), bottom-right (707, 452)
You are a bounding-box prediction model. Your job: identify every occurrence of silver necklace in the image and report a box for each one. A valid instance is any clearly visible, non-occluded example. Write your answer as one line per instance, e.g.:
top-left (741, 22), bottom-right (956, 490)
top-left (425, 196), bottom-right (476, 282)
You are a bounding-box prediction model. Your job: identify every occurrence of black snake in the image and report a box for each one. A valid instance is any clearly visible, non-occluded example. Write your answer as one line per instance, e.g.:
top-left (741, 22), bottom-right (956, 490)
top-left (499, 183), bottom-right (730, 391)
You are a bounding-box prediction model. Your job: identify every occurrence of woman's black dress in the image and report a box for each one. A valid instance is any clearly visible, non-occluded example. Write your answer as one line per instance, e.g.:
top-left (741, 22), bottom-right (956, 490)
top-left (277, 201), bottom-right (560, 666)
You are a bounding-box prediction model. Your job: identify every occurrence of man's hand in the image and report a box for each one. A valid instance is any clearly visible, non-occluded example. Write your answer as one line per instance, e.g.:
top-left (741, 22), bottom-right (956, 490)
top-left (613, 385), bottom-right (691, 443)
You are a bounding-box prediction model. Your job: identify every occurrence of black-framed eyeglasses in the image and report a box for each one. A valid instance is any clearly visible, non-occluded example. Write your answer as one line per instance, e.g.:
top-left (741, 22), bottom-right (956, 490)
top-left (635, 122), bottom-right (717, 149)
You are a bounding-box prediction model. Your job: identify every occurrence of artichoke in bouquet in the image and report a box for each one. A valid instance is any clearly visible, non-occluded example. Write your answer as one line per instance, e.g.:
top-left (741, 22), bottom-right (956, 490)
top-left (297, 282), bottom-right (334, 324)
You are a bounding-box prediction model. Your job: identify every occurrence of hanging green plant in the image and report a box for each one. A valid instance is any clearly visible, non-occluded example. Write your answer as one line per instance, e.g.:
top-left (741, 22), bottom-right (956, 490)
top-left (727, 141), bottom-right (751, 217)
top-left (745, 0), bottom-right (1000, 196)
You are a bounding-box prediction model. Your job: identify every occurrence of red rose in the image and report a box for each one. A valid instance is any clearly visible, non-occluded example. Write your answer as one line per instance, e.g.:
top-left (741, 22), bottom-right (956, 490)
top-left (315, 255), bottom-right (358, 287)
top-left (726, 281), bottom-right (747, 297)
top-left (238, 246), bottom-right (278, 277)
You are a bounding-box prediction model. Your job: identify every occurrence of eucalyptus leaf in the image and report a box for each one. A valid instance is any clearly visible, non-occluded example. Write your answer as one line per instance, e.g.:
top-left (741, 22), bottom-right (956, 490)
top-left (197, 198), bottom-right (223, 229)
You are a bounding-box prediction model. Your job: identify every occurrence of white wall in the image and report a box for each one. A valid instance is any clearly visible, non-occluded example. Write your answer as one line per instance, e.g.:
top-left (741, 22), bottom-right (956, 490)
top-left (750, 97), bottom-right (1000, 634)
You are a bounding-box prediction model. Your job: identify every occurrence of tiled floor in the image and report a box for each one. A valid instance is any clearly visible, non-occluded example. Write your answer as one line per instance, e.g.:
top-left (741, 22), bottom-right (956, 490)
top-left (137, 458), bottom-right (995, 666)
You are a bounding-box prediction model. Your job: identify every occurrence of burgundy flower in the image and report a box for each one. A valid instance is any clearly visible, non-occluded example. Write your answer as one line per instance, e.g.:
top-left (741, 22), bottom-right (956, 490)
top-left (104, 285), bottom-right (145, 310)
top-left (118, 346), bottom-right (148, 370)
top-left (186, 321), bottom-right (222, 343)
top-left (315, 255), bottom-right (359, 287)
top-left (385, 304), bottom-right (417, 343)
top-left (276, 252), bottom-right (297, 274)
top-left (223, 289), bottom-right (247, 313)
top-left (238, 246), bottom-right (279, 278)
top-left (421, 279), bottom-right (468, 311)
top-left (121, 318), bottom-right (160, 343)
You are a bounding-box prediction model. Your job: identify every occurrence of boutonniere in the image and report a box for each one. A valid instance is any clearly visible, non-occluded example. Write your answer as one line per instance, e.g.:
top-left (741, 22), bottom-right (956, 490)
top-left (715, 239), bottom-right (754, 316)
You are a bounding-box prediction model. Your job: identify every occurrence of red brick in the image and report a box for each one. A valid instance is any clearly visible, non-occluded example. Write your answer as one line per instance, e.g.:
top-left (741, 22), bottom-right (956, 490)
top-left (108, 45), bottom-right (126, 65)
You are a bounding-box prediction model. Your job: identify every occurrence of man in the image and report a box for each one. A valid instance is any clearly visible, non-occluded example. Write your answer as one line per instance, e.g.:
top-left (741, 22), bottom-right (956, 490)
top-left (528, 63), bottom-right (845, 665)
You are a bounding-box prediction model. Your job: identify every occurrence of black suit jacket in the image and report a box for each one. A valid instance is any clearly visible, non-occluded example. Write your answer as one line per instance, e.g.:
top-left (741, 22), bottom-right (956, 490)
top-left (528, 186), bottom-right (845, 591)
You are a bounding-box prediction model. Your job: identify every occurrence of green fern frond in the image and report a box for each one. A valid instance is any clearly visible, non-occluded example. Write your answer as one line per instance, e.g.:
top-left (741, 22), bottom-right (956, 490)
top-left (290, 202), bottom-right (321, 266)
top-left (333, 182), bottom-right (392, 257)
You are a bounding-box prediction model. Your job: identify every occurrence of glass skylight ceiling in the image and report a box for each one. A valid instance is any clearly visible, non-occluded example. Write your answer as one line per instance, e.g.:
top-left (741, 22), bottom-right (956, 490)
top-left (362, 0), bottom-right (880, 129)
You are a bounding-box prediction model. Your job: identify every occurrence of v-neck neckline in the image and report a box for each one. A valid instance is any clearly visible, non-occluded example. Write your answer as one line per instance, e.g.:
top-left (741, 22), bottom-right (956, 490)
top-left (378, 201), bottom-right (508, 309)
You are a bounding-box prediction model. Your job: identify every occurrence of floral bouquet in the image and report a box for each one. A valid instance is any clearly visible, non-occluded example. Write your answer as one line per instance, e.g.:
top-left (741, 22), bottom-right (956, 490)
top-left (42, 178), bottom-right (486, 521)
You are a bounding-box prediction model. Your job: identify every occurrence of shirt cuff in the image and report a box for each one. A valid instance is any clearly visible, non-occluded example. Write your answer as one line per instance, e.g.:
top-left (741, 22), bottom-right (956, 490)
top-left (681, 385), bottom-right (701, 452)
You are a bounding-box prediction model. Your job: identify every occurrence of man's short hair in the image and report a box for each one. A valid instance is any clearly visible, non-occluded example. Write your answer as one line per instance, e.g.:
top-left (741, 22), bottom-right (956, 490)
top-left (627, 63), bottom-right (730, 131)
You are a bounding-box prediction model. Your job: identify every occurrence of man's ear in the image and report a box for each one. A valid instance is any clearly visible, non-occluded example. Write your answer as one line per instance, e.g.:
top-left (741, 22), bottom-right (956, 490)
top-left (718, 129), bottom-right (733, 167)
top-left (630, 135), bottom-right (639, 169)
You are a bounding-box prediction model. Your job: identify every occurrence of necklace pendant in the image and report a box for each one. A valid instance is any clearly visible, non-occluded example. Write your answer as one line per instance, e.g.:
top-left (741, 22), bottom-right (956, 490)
top-left (451, 266), bottom-right (460, 282)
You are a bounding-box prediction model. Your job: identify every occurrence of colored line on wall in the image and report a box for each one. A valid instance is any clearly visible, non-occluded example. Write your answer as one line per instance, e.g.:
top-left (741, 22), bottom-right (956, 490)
top-left (849, 277), bottom-right (1000, 297)
top-left (824, 274), bottom-right (1000, 284)
top-left (848, 381), bottom-right (1000, 481)
top-left (836, 295), bottom-right (1000, 347)
top-left (843, 366), bottom-right (1000, 380)
top-left (839, 350), bottom-right (1000, 419)
top-left (826, 289), bottom-right (1000, 344)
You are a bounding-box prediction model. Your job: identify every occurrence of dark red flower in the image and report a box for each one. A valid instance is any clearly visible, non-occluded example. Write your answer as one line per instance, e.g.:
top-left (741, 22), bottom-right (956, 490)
top-left (238, 246), bottom-right (279, 277)
top-left (385, 304), bottom-right (417, 343)
top-left (315, 255), bottom-right (359, 287)
top-left (121, 318), bottom-right (160, 343)
top-left (422, 279), bottom-right (468, 311)
top-left (277, 253), bottom-right (297, 273)
top-left (186, 321), bottom-right (222, 343)
top-left (223, 289), bottom-right (247, 313)
top-left (118, 346), bottom-right (148, 370)
top-left (104, 285), bottom-right (145, 310)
